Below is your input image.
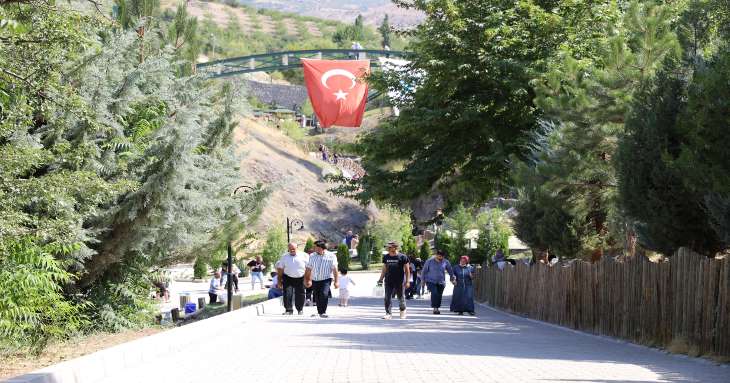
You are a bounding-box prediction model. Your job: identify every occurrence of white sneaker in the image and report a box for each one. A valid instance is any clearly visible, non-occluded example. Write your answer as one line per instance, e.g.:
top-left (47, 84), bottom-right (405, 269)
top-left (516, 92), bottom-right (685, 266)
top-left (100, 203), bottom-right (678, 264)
top-left (400, 310), bottom-right (407, 319)
top-left (382, 314), bottom-right (392, 320)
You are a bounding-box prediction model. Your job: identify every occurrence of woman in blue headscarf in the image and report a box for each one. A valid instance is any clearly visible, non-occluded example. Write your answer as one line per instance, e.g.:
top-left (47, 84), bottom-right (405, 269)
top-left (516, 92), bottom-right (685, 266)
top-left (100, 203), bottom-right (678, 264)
top-left (450, 255), bottom-right (475, 315)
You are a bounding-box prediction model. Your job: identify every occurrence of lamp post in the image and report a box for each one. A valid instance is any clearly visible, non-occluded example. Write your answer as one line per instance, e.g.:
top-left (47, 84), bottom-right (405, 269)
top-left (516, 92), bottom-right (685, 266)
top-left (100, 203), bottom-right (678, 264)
top-left (228, 184), bottom-right (254, 312)
top-left (286, 217), bottom-right (304, 243)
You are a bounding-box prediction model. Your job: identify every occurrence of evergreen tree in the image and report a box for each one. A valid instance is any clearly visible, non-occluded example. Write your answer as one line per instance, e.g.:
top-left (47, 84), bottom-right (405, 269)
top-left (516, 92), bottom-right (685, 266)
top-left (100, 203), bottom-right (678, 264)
top-left (418, 241), bottom-right (431, 261)
top-left (677, 45), bottom-right (730, 251)
top-left (378, 14), bottom-right (391, 48)
top-left (336, 243), bottom-right (350, 272)
top-left (617, 61), bottom-right (720, 256)
top-left (304, 238), bottom-right (315, 253)
top-left (519, 1), bottom-right (679, 260)
top-left (352, 0), bottom-right (567, 206)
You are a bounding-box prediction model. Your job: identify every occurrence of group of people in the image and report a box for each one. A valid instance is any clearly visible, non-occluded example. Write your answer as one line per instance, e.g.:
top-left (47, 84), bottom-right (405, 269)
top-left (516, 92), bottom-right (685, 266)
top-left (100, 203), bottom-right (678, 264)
top-left (273, 238), bottom-right (476, 319)
top-left (206, 234), bottom-right (477, 319)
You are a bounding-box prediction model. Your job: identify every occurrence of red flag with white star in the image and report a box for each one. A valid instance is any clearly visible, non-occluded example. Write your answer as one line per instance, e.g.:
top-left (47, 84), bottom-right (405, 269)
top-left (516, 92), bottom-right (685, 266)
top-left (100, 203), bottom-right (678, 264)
top-left (301, 59), bottom-right (370, 128)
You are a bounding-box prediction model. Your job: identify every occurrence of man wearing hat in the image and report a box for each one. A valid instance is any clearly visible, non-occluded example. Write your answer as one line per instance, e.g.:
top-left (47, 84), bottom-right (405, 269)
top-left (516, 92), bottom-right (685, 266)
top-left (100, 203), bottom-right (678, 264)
top-left (377, 241), bottom-right (411, 319)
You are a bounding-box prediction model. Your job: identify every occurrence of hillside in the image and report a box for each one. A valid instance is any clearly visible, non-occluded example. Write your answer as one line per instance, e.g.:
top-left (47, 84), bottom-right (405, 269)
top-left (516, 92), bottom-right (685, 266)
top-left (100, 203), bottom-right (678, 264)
top-left (236, 0), bottom-right (424, 26)
top-left (159, 0), bottom-right (403, 67)
top-left (233, 118), bottom-right (371, 244)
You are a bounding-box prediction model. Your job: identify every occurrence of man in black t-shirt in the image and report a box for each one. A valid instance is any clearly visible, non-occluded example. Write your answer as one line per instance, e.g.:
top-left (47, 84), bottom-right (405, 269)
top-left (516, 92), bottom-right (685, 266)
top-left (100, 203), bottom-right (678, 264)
top-left (377, 241), bottom-right (411, 320)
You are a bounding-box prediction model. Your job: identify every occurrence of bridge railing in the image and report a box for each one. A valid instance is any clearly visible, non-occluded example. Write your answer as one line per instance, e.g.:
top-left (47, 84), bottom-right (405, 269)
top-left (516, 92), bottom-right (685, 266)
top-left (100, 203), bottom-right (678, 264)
top-left (197, 49), bottom-right (412, 79)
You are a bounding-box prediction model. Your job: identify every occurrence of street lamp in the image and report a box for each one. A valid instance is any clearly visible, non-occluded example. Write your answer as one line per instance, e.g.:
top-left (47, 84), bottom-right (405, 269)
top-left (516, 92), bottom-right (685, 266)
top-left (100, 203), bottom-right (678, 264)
top-left (227, 184), bottom-right (255, 312)
top-left (286, 217), bottom-right (304, 243)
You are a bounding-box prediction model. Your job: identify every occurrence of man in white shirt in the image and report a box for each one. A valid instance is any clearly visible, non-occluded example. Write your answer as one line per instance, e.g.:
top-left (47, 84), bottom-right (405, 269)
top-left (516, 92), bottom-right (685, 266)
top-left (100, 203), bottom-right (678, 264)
top-left (304, 240), bottom-right (339, 318)
top-left (277, 242), bottom-right (310, 315)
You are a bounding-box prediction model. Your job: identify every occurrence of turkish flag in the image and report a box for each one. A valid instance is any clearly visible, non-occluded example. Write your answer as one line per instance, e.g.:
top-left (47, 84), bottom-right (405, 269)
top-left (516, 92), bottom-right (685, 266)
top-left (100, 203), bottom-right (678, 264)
top-left (302, 59), bottom-right (370, 128)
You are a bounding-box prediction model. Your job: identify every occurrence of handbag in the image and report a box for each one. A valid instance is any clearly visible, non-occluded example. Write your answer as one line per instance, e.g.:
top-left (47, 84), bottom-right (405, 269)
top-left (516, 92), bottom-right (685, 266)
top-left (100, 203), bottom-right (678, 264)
top-left (372, 284), bottom-right (384, 297)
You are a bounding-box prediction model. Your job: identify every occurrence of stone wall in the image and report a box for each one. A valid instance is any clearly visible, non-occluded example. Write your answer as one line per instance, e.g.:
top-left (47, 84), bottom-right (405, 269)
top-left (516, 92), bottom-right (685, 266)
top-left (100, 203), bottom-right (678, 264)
top-left (246, 80), bottom-right (308, 111)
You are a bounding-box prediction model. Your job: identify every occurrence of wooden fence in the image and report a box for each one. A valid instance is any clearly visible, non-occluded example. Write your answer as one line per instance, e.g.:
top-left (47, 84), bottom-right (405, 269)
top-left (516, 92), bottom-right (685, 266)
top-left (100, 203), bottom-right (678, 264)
top-left (474, 249), bottom-right (730, 359)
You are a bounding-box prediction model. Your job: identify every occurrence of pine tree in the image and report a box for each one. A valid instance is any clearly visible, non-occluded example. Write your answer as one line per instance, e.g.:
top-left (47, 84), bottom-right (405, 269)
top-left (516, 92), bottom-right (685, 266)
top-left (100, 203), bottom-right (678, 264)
top-left (336, 244), bottom-right (350, 272)
top-left (378, 14), bottom-right (390, 48)
top-left (418, 241), bottom-right (431, 261)
top-left (520, 1), bottom-right (680, 260)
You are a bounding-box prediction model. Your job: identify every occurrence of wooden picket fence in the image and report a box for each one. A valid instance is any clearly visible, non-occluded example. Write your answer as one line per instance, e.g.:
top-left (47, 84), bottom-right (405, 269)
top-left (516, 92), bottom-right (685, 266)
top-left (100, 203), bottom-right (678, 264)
top-left (474, 249), bottom-right (730, 359)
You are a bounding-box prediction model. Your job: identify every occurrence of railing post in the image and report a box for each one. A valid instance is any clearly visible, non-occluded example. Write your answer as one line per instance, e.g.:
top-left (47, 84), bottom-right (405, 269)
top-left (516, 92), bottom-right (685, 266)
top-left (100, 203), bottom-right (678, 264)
top-left (316, 51), bottom-right (322, 60)
top-left (249, 58), bottom-right (255, 70)
top-left (282, 54), bottom-right (289, 66)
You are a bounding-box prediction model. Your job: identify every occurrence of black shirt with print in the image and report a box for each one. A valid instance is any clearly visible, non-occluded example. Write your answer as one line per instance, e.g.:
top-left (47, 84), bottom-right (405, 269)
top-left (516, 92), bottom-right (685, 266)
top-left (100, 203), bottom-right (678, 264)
top-left (383, 253), bottom-right (409, 285)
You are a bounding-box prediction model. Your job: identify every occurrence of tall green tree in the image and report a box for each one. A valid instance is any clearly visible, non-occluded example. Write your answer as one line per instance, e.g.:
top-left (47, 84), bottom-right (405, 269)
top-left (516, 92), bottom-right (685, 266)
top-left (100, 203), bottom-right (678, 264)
top-left (354, 0), bottom-right (565, 207)
top-left (517, 1), bottom-right (680, 260)
top-left (378, 14), bottom-right (391, 48)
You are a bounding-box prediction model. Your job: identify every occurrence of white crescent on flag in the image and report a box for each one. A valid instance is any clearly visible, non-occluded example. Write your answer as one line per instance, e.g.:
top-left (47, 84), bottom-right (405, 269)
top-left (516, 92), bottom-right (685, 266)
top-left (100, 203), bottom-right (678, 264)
top-left (321, 69), bottom-right (358, 89)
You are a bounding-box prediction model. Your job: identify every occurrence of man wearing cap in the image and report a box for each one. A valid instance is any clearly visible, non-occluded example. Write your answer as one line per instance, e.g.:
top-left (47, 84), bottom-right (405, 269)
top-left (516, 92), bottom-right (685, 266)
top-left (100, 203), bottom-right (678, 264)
top-left (304, 240), bottom-right (339, 318)
top-left (277, 242), bottom-right (309, 315)
top-left (377, 241), bottom-right (411, 320)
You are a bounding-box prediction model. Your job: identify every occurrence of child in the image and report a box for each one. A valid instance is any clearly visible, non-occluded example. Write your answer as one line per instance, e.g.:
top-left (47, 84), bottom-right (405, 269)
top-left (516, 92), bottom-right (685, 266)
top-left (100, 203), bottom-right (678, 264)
top-left (338, 269), bottom-right (355, 307)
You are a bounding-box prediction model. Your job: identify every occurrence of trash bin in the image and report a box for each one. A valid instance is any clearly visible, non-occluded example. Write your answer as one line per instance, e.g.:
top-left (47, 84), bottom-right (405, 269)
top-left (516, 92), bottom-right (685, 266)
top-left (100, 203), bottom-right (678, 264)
top-left (184, 302), bottom-right (197, 314)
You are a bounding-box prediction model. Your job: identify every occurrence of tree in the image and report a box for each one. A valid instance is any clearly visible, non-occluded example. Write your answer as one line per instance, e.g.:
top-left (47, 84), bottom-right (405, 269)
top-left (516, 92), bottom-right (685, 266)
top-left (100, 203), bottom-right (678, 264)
top-left (260, 227), bottom-right (287, 268)
top-left (336, 243), bottom-right (350, 272)
top-left (378, 14), bottom-right (391, 48)
top-left (676, 45), bottom-right (730, 252)
top-left (474, 209), bottom-right (511, 264)
top-left (357, 234), bottom-right (373, 269)
top-left (443, 204), bottom-right (473, 263)
top-left (353, 0), bottom-right (566, 207)
top-left (304, 238), bottom-right (315, 253)
top-left (517, 1), bottom-right (680, 260)
top-left (418, 241), bottom-right (431, 261)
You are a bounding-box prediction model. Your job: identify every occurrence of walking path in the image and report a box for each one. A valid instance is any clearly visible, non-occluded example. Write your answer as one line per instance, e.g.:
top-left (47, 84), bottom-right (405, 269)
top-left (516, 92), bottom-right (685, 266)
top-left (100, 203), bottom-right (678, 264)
top-left (97, 272), bottom-right (726, 383)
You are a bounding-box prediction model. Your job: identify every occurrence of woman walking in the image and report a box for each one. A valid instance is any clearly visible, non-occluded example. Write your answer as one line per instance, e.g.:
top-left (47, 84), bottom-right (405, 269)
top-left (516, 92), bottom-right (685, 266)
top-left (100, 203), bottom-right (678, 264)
top-left (450, 255), bottom-right (475, 315)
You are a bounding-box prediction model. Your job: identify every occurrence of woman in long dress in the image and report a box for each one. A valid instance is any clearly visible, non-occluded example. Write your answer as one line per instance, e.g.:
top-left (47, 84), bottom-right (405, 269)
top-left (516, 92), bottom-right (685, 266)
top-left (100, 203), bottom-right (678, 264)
top-left (450, 255), bottom-right (475, 315)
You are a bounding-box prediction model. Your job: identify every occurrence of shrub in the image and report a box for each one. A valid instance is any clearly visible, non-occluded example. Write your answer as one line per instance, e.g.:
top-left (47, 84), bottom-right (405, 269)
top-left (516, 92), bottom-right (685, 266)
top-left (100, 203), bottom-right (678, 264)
top-left (304, 238), bottom-right (314, 253)
top-left (419, 241), bottom-right (432, 261)
top-left (336, 244), bottom-right (350, 272)
top-left (0, 238), bottom-right (88, 353)
top-left (261, 227), bottom-right (287, 268)
top-left (280, 119), bottom-right (305, 141)
top-left (193, 257), bottom-right (208, 279)
top-left (357, 234), bottom-right (373, 269)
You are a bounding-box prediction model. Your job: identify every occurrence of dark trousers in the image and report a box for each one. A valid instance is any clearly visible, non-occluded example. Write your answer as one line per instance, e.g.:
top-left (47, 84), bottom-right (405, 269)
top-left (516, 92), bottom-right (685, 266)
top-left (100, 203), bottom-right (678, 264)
top-left (426, 282), bottom-right (445, 308)
top-left (312, 278), bottom-right (332, 314)
top-left (283, 275), bottom-right (305, 312)
top-left (384, 282), bottom-right (405, 314)
top-left (306, 286), bottom-right (313, 301)
top-left (208, 292), bottom-right (218, 304)
top-left (231, 274), bottom-right (239, 291)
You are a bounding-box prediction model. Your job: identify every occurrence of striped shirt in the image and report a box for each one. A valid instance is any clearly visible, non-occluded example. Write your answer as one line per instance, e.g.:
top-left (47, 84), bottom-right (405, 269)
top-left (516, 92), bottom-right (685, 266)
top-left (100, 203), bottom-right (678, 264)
top-left (306, 251), bottom-right (338, 281)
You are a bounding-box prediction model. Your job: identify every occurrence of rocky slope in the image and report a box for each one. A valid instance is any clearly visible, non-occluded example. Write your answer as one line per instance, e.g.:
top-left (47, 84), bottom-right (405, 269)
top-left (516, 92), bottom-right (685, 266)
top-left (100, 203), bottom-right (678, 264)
top-left (234, 118), bottom-right (371, 245)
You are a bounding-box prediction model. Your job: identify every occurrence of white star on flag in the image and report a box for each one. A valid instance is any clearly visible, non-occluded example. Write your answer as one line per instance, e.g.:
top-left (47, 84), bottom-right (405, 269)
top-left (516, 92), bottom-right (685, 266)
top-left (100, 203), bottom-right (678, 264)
top-left (333, 89), bottom-right (348, 100)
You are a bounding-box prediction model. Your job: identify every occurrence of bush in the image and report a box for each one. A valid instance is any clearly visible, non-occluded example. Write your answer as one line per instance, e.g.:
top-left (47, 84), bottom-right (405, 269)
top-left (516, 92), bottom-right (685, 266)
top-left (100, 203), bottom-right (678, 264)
top-left (336, 244), bottom-right (350, 272)
top-left (280, 119), bottom-right (305, 141)
top-left (304, 238), bottom-right (315, 253)
top-left (261, 227), bottom-right (287, 269)
top-left (371, 235), bottom-right (384, 264)
top-left (193, 257), bottom-right (208, 279)
top-left (419, 241), bottom-right (432, 261)
top-left (0, 238), bottom-right (88, 353)
top-left (402, 235), bottom-right (418, 257)
top-left (357, 234), bottom-right (373, 269)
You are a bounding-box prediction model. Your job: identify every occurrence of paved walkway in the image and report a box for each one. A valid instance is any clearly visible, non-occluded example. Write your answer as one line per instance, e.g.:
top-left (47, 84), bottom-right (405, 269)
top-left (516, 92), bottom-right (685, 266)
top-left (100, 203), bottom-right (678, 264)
top-left (103, 273), bottom-right (727, 383)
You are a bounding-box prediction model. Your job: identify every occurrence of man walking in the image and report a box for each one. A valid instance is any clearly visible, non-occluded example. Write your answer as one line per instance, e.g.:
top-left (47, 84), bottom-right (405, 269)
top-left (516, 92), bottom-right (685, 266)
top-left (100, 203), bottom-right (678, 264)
top-left (277, 242), bottom-right (309, 315)
top-left (304, 240), bottom-right (339, 318)
top-left (421, 249), bottom-right (455, 314)
top-left (377, 241), bottom-right (410, 320)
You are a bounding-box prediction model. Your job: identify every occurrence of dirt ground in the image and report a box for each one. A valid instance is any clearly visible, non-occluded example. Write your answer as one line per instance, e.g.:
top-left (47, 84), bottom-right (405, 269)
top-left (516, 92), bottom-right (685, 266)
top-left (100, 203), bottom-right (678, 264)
top-left (1, 328), bottom-right (163, 380)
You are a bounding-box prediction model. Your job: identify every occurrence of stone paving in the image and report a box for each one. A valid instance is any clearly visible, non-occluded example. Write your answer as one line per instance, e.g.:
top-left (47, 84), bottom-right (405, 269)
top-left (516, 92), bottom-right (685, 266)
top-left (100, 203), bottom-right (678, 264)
top-left (100, 272), bottom-right (727, 383)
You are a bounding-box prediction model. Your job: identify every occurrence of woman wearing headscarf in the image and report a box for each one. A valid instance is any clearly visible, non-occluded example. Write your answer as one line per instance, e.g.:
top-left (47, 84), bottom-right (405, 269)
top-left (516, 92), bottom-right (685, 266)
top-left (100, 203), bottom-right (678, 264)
top-left (450, 255), bottom-right (475, 315)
